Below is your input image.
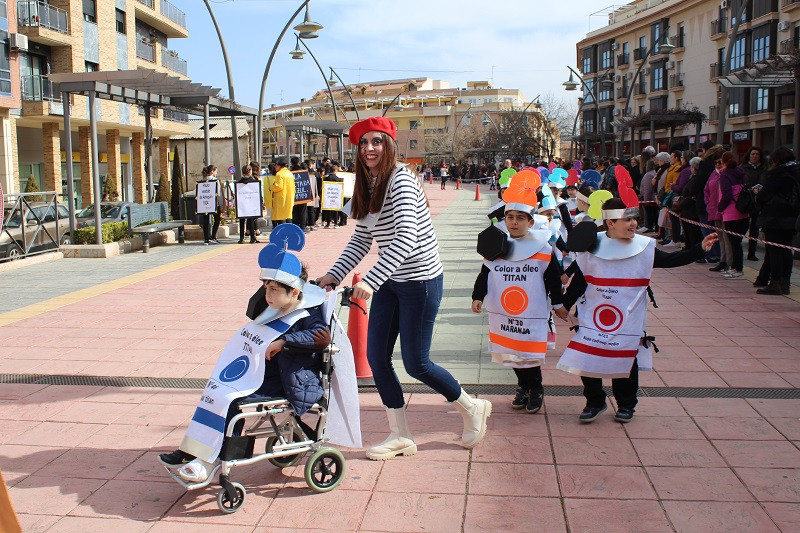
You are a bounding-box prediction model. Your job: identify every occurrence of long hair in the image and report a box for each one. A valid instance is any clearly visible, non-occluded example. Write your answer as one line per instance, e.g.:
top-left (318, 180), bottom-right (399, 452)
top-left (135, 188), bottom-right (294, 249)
top-left (350, 132), bottom-right (399, 220)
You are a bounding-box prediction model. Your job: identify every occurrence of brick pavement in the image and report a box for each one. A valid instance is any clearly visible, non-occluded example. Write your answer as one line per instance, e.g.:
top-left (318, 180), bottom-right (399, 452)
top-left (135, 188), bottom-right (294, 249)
top-left (1, 181), bottom-right (799, 531)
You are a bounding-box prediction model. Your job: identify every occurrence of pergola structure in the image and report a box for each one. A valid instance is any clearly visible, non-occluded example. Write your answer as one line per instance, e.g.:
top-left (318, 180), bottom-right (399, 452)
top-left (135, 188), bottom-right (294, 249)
top-left (49, 69), bottom-right (257, 243)
top-left (281, 120), bottom-right (348, 162)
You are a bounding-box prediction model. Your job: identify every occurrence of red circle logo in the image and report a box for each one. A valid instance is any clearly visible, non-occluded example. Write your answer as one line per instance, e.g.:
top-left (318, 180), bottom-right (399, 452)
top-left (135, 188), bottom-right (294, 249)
top-left (500, 286), bottom-right (528, 315)
top-left (593, 304), bottom-right (623, 332)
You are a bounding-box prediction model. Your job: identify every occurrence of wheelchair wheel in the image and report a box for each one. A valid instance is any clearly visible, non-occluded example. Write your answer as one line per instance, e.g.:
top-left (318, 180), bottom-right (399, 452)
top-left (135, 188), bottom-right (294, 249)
top-left (266, 426), bottom-right (306, 468)
top-left (304, 447), bottom-right (345, 493)
top-left (216, 482), bottom-right (245, 514)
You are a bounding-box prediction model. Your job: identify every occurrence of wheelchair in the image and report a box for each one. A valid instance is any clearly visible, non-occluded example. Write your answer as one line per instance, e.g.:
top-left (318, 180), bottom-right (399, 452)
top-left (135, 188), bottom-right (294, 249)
top-left (163, 287), bottom-right (361, 514)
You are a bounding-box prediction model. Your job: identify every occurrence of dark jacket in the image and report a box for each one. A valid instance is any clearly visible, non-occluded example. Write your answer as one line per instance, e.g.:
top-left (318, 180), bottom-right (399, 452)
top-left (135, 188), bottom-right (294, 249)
top-left (683, 158), bottom-right (715, 220)
top-left (757, 162), bottom-right (800, 232)
top-left (741, 162), bottom-right (766, 188)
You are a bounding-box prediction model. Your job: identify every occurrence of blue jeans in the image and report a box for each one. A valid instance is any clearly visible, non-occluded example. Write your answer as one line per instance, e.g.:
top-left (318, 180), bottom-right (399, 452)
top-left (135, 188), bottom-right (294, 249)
top-left (367, 274), bottom-right (461, 408)
top-left (698, 213), bottom-right (719, 260)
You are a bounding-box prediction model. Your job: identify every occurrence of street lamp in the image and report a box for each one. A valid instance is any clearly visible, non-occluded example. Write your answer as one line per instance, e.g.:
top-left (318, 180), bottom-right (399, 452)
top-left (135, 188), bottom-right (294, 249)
top-left (329, 67), bottom-right (361, 121)
top-left (564, 66), bottom-right (609, 158)
top-left (451, 107), bottom-right (473, 161)
top-left (255, 1), bottom-right (322, 164)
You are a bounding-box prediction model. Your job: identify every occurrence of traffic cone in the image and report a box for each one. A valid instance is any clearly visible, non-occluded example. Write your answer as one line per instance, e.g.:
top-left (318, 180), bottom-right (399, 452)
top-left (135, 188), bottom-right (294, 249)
top-left (429, 174), bottom-right (433, 185)
top-left (456, 178), bottom-right (462, 190)
top-left (347, 272), bottom-right (373, 385)
top-left (474, 183), bottom-right (481, 201)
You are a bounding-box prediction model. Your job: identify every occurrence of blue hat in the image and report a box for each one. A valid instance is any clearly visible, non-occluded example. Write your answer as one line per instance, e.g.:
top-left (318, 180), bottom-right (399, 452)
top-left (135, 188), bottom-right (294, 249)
top-left (258, 224), bottom-right (306, 290)
top-left (581, 170), bottom-right (602, 189)
top-left (538, 184), bottom-right (558, 213)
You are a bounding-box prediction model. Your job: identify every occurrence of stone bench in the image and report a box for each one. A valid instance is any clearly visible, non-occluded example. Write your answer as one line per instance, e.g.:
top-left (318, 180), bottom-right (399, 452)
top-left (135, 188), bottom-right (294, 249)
top-left (130, 220), bottom-right (191, 252)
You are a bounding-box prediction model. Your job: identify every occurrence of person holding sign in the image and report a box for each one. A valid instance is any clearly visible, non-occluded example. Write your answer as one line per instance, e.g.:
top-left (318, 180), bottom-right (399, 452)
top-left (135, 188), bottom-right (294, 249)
top-left (316, 116), bottom-right (492, 460)
top-left (270, 158), bottom-right (294, 227)
top-left (235, 164), bottom-right (261, 244)
top-left (196, 165), bottom-right (222, 245)
top-left (322, 162), bottom-right (344, 228)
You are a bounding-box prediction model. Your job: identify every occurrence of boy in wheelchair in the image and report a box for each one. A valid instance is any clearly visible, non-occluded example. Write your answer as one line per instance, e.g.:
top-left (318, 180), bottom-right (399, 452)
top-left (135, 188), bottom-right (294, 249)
top-left (159, 231), bottom-right (331, 484)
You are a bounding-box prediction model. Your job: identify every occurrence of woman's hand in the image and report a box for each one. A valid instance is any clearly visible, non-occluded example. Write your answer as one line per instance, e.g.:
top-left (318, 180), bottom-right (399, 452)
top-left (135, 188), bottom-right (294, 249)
top-left (471, 300), bottom-right (483, 313)
top-left (701, 232), bottom-right (719, 252)
top-left (352, 280), bottom-right (374, 301)
top-left (315, 274), bottom-right (338, 290)
top-left (553, 306), bottom-right (569, 321)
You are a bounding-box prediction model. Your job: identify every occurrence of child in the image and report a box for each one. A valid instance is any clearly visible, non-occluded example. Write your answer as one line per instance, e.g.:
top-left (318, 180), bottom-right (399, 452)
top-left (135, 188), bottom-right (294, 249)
top-left (158, 225), bottom-right (330, 482)
top-left (565, 185), bottom-right (579, 222)
top-left (557, 194), bottom-right (718, 423)
top-left (472, 171), bottom-right (568, 413)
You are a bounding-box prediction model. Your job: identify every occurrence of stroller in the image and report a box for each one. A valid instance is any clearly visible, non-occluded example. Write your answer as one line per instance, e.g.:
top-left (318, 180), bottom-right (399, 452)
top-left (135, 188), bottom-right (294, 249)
top-left (163, 287), bottom-right (363, 514)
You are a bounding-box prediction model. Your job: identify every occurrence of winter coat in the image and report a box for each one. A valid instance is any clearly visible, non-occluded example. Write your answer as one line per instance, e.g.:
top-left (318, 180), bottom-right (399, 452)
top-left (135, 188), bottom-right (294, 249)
top-left (639, 170), bottom-right (656, 202)
top-left (672, 166), bottom-right (692, 195)
top-left (742, 162), bottom-right (766, 188)
top-left (718, 166), bottom-right (749, 222)
top-left (757, 162), bottom-right (800, 232)
top-left (665, 162), bottom-right (682, 192)
top-left (270, 167), bottom-right (295, 221)
top-left (704, 170), bottom-right (722, 222)
top-left (683, 158), bottom-right (716, 220)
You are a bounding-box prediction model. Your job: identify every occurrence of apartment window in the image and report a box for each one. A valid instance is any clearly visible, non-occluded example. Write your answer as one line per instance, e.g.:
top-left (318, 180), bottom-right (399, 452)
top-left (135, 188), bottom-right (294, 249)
top-left (752, 32), bottom-right (770, 62)
top-left (83, 0), bottom-right (96, 23)
top-left (730, 35), bottom-right (748, 71)
top-left (731, 0), bottom-right (751, 26)
top-left (651, 61), bottom-right (666, 91)
top-left (85, 61), bottom-right (98, 72)
top-left (0, 31), bottom-right (10, 95)
top-left (728, 87), bottom-right (748, 117)
top-left (600, 42), bottom-right (613, 70)
top-left (755, 88), bottom-right (770, 112)
top-left (677, 24), bottom-right (685, 47)
top-left (651, 20), bottom-right (667, 48)
top-left (598, 79), bottom-right (613, 102)
top-left (409, 139), bottom-right (418, 149)
top-left (582, 109), bottom-right (596, 133)
top-left (638, 105), bottom-right (645, 115)
top-left (752, 0), bottom-right (778, 20)
top-left (0, 0), bottom-right (6, 19)
top-left (583, 77), bottom-right (595, 104)
top-left (409, 120), bottom-right (420, 130)
top-left (116, 9), bottom-right (126, 34)
top-left (639, 35), bottom-right (647, 51)
top-left (650, 96), bottom-right (668, 112)
top-left (581, 47), bottom-right (593, 74)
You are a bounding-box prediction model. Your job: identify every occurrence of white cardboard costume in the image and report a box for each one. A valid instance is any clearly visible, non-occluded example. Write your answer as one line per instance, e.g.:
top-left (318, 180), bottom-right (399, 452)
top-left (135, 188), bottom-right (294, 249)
top-left (557, 233), bottom-right (656, 378)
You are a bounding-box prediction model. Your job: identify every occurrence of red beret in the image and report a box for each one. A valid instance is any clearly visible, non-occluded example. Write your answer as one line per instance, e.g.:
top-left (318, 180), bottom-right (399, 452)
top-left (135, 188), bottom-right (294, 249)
top-left (348, 116), bottom-right (397, 146)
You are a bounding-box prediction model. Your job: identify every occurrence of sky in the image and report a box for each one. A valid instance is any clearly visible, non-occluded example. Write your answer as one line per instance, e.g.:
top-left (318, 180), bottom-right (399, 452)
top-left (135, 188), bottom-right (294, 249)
top-left (168, 0), bottom-right (609, 112)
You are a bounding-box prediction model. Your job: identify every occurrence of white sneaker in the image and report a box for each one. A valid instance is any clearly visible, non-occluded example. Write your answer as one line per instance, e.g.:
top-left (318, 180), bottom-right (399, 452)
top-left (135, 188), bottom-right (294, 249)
top-left (724, 269), bottom-right (744, 279)
top-left (720, 268), bottom-right (732, 276)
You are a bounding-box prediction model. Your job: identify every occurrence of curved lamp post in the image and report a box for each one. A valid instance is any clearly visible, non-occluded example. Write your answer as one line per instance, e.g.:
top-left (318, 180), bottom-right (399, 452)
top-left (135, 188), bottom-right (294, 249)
top-left (328, 67), bottom-right (360, 121)
top-left (510, 95), bottom-right (540, 161)
top-left (564, 67), bottom-right (608, 158)
top-left (451, 106), bottom-right (473, 161)
top-left (255, 1), bottom-right (322, 164)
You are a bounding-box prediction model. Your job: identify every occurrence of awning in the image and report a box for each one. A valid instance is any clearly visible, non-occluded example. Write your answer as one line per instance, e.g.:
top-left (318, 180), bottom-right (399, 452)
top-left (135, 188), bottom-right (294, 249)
top-left (718, 54), bottom-right (798, 89)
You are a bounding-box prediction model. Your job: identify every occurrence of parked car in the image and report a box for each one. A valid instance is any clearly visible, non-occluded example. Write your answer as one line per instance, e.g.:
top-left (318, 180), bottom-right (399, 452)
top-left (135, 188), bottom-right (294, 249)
top-left (1, 202), bottom-right (74, 260)
top-left (76, 201), bottom-right (133, 228)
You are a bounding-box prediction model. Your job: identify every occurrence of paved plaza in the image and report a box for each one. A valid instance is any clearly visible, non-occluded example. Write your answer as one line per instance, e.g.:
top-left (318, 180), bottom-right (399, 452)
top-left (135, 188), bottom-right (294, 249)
top-left (1, 183), bottom-right (800, 532)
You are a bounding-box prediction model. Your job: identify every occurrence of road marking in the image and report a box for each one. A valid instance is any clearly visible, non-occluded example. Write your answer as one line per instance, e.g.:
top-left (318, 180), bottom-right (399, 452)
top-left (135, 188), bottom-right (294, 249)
top-left (0, 245), bottom-right (237, 327)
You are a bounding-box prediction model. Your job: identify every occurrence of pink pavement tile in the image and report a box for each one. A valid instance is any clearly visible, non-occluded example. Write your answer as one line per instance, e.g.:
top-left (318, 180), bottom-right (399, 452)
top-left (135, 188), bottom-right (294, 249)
top-left (652, 357), bottom-right (713, 372)
top-left (69, 478), bottom-right (185, 521)
top-left (35, 448), bottom-right (144, 481)
top-left (114, 450), bottom-right (180, 485)
top-left (405, 408), bottom-right (464, 435)
top-left (726, 335), bottom-right (788, 347)
top-left (690, 344), bottom-right (751, 357)
top-left (746, 398), bottom-right (800, 418)
top-left (0, 358), bottom-right (47, 373)
top-left (713, 439), bottom-right (800, 468)
top-left (547, 414), bottom-right (629, 438)
top-left (701, 357), bottom-right (771, 372)
top-left (155, 522), bottom-right (254, 533)
top-left (717, 372), bottom-right (793, 388)
top-left (657, 371), bottom-right (730, 387)
top-left (646, 466), bottom-right (753, 501)
top-left (0, 444), bottom-right (69, 476)
top-left (83, 387), bottom-right (160, 404)
top-left (631, 439), bottom-right (726, 467)
top-left (7, 422), bottom-right (105, 447)
top-left (81, 361), bottom-right (146, 377)
top-left (0, 420), bottom-right (42, 445)
top-left (678, 335), bottom-right (740, 348)
top-left (558, 465), bottom-right (656, 500)
top-left (469, 463), bottom-right (559, 497)
top-left (360, 491), bottom-right (465, 533)
top-left (484, 413), bottom-right (551, 437)
top-left (623, 397), bottom-right (687, 417)
top-left (0, 383), bottom-right (49, 400)
top-left (662, 501), bottom-right (780, 533)
top-left (763, 502), bottom-right (800, 532)
top-left (761, 358), bottom-right (800, 372)
top-left (48, 401), bottom-right (135, 425)
top-left (47, 516), bottom-right (153, 532)
top-left (374, 459), bottom-right (468, 494)
top-left (767, 418), bottom-right (800, 440)
top-left (75, 424), bottom-right (174, 450)
top-left (15, 513), bottom-right (61, 533)
top-left (735, 467), bottom-right (800, 502)
top-left (121, 403), bottom-right (194, 427)
top-left (746, 346), bottom-right (800, 358)
top-left (539, 395), bottom-right (588, 415)
top-left (464, 495), bottom-right (566, 533)
top-left (563, 498), bottom-right (673, 533)
top-left (693, 416), bottom-right (788, 440)
top-left (23, 385), bottom-right (105, 403)
top-left (130, 363), bottom-right (201, 379)
top-left (256, 487), bottom-right (371, 530)
top-left (678, 397), bottom-right (761, 417)
top-left (471, 435), bottom-right (553, 464)
top-left (622, 416), bottom-right (704, 440)
top-left (163, 483), bottom-right (279, 527)
top-left (8, 475), bottom-right (107, 516)
top-left (146, 389), bottom-right (205, 406)
top-left (637, 372), bottom-right (666, 387)
top-left (551, 437), bottom-right (639, 466)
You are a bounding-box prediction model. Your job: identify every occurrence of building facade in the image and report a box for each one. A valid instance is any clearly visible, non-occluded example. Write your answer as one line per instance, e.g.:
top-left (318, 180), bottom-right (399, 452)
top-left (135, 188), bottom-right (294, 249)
top-left (575, 0), bottom-right (800, 158)
top-left (4, 0), bottom-right (190, 207)
top-left (260, 78), bottom-right (559, 168)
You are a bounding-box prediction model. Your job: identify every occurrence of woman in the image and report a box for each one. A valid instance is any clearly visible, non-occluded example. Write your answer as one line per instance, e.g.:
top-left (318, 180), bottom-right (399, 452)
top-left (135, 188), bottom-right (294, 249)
top-left (638, 159), bottom-right (657, 232)
top-left (316, 116), bottom-right (491, 460)
top-left (742, 147), bottom-right (767, 261)
top-left (322, 162), bottom-right (343, 229)
top-left (198, 165), bottom-right (221, 245)
top-left (653, 152), bottom-right (672, 244)
top-left (705, 156), bottom-right (731, 273)
top-left (717, 151), bottom-right (750, 279)
top-left (755, 146), bottom-right (800, 295)
top-left (665, 151), bottom-right (683, 245)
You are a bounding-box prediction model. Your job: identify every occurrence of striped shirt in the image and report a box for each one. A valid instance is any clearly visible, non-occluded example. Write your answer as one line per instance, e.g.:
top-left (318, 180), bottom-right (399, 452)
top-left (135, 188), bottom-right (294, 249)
top-left (328, 165), bottom-right (442, 290)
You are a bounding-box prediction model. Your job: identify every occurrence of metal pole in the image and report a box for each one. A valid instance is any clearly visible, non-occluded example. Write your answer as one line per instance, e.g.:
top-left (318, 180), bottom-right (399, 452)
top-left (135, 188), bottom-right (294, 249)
top-left (256, 0), bottom-right (311, 165)
top-left (295, 36), bottom-right (340, 160)
top-left (794, 78), bottom-right (800, 156)
top-left (61, 91), bottom-right (76, 237)
top-left (203, 103), bottom-right (211, 165)
top-left (567, 66), bottom-right (605, 157)
top-left (145, 105), bottom-right (154, 201)
top-left (204, 0), bottom-right (242, 179)
top-left (717, 0), bottom-right (750, 145)
top-left (330, 67), bottom-right (360, 121)
top-left (774, 91), bottom-right (782, 149)
top-left (88, 92), bottom-right (102, 245)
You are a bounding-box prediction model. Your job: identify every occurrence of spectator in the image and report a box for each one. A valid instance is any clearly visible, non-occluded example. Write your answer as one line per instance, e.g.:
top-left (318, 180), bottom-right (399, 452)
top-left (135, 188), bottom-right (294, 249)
top-left (270, 158), bottom-right (294, 227)
top-left (684, 141), bottom-right (722, 262)
top-left (705, 156), bottom-right (730, 273)
top-left (742, 147), bottom-right (767, 261)
top-left (637, 159), bottom-right (658, 233)
top-left (717, 151), bottom-right (750, 279)
top-left (236, 164), bottom-right (259, 244)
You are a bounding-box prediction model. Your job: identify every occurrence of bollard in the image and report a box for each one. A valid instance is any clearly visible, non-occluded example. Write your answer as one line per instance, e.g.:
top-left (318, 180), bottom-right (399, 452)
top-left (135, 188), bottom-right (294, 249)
top-left (347, 272), bottom-right (373, 384)
top-left (474, 183), bottom-right (481, 201)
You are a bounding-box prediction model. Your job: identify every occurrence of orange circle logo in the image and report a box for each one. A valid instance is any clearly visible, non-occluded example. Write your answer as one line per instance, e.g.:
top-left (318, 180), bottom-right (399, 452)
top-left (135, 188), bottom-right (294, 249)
top-left (500, 286), bottom-right (528, 315)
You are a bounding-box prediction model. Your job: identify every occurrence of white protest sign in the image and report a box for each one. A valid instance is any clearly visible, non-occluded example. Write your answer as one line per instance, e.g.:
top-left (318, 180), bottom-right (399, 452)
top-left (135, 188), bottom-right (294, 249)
top-left (235, 181), bottom-right (263, 218)
top-left (196, 181), bottom-right (218, 214)
top-left (339, 172), bottom-right (355, 198)
top-left (321, 181), bottom-right (344, 211)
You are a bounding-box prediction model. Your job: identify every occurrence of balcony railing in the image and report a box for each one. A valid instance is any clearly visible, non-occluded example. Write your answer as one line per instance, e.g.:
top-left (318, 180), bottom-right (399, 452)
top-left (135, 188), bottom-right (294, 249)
top-left (709, 62), bottom-right (722, 80)
top-left (781, 38), bottom-right (797, 53)
top-left (136, 0), bottom-right (155, 8)
top-left (711, 17), bottom-right (728, 37)
top-left (616, 87), bottom-right (625, 99)
top-left (163, 109), bottom-right (188, 123)
top-left (136, 40), bottom-right (155, 62)
top-left (709, 105), bottom-right (719, 121)
top-left (17, 1), bottom-right (69, 34)
top-left (160, 0), bottom-right (186, 29)
top-left (782, 0), bottom-right (800, 9)
top-left (617, 53), bottom-right (629, 66)
top-left (21, 74), bottom-right (55, 101)
top-left (633, 47), bottom-right (646, 61)
top-left (669, 73), bottom-right (685, 89)
top-left (634, 83), bottom-right (646, 96)
top-left (161, 49), bottom-right (187, 75)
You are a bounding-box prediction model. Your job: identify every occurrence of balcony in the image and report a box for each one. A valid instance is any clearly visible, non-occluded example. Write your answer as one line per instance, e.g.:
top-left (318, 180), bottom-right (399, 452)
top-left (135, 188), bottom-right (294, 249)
top-left (136, 40), bottom-right (155, 62)
top-left (21, 74), bottom-right (55, 102)
top-left (161, 48), bottom-right (187, 76)
top-left (709, 62), bottom-right (722, 80)
top-left (633, 47), bottom-right (646, 61)
top-left (669, 73), bottom-right (685, 90)
top-left (669, 33), bottom-right (685, 52)
top-left (163, 109), bottom-right (188, 123)
top-left (616, 87), bottom-right (626, 100)
top-left (711, 17), bottom-right (728, 39)
top-left (709, 105), bottom-right (719, 122)
top-left (782, 0), bottom-right (800, 10)
top-left (17, 0), bottom-right (71, 46)
top-left (634, 83), bottom-right (646, 97)
top-left (134, 0), bottom-right (188, 38)
top-left (781, 38), bottom-right (797, 53)
top-left (617, 53), bottom-right (630, 68)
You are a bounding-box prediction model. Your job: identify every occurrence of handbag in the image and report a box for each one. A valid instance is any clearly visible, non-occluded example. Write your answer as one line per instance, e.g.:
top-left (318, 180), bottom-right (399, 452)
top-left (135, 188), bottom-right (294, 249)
top-left (661, 190), bottom-right (675, 208)
top-left (735, 186), bottom-right (758, 215)
top-left (671, 195), bottom-right (683, 213)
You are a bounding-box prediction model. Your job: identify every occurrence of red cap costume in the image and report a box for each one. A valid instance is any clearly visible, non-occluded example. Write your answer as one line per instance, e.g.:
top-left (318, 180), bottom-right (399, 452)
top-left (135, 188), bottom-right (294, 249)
top-left (348, 116), bottom-right (397, 146)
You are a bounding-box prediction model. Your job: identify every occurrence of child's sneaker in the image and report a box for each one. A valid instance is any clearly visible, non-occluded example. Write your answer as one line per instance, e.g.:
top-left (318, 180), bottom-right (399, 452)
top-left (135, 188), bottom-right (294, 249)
top-left (526, 391), bottom-right (543, 414)
top-left (511, 388), bottom-right (528, 410)
top-left (178, 458), bottom-right (219, 483)
top-left (158, 449), bottom-right (194, 468)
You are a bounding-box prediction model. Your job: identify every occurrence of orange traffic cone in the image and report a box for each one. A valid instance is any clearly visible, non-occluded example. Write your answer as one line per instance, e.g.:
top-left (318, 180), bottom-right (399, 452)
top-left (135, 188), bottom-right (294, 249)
top-left (429, 174), bottom-right (433, 185)
top-left (347, 272), bottom-right (373, 384)
top-left (474, 183), bottom-right (481, 201)
top-left (456, 178), bottom-right (462, 190)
